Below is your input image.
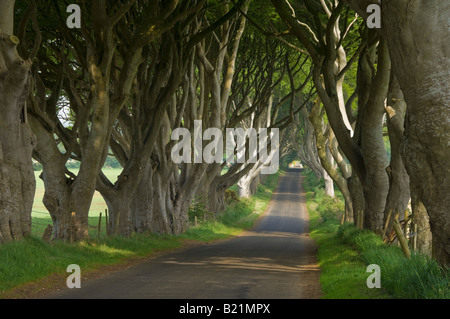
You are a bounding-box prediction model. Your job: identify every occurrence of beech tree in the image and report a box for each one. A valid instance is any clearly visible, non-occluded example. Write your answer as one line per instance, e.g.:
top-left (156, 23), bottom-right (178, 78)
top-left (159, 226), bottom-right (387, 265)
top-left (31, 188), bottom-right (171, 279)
top-left (213, 31), bottom-right (311, 201)
top-left (346, 0), bottom-right (450, 268)
top-left (26, 0), bottom-right (206, 239)
top-left (95, 0), bottom-right (252, 235)
top-left (0, 0), bottom-right (35, 242)
top-left (3, 0), bottom-right (447, 268)
top-left (268, 0), bottom-right (448, 266)
top-left (270, 0), bottom-right (368, 227)
top-left (93, 0), bottom-right (207, 236)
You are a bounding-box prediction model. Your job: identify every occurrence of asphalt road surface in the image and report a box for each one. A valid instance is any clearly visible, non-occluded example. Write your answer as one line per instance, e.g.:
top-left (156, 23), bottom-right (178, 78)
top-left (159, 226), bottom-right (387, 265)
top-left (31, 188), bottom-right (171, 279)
top-left (46, 168), bottom-right (321, 299)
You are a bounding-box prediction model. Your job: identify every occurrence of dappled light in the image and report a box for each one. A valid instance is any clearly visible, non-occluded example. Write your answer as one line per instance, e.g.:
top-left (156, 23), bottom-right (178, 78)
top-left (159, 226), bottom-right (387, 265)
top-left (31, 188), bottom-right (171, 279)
top-left (0, 0), bottom-right (448, 302)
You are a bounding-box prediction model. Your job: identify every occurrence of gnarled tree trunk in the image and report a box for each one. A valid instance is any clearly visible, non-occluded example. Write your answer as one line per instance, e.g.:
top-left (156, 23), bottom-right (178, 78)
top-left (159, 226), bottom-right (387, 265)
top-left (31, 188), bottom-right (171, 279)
top-left (346, 0), bottom-right (450, 269)
top-left (383, 74), bottom-right (411, 234)
top-left (383, 1), bottom-right (450, 266)
top-left (0, 6), bottom-right (36, 243)
top-left (308, 99), bottom-right (353, 219)
top-left (359, 39), bottom-right (391, 233)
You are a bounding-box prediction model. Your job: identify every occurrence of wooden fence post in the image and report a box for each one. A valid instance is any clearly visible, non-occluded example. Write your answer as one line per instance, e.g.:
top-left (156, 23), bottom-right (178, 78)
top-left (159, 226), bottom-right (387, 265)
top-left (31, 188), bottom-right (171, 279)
top-left (98, 212), bottom-right (102, 239)
top-left (105, 209), bottom-right (109, 236)
top-left (357, 210), bottom-right (364, 230)
top-left (340, 210), bottom-right (346, 225)
top-left (382, 210), bottom-right (393, 240)
top-left (70, 212), bottom-right (76, 244)
top-left (411, 223), bottom-right (418, 252)
top-left (393, 218), bottom-right (411, 259)
top-left (403, 209), bottom-right (409, 235)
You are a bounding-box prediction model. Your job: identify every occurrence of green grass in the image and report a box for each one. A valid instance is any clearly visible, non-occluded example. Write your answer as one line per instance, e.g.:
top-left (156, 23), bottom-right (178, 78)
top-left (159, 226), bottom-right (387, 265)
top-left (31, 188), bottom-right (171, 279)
top-left (0, 170), bottom-right (282, 297)
top-left (303, 169), bottom-right (449, 299)
top-left (0, 233), bottom-right (181, 294)
top-left (182, 171), bottom-right (282, 242)
top-left (337, 223), bottom-right (449, 299)
top-left (33, 167), bottom-right (120, 215)
top-left (307, 201), bottom-right (390, 299)
top-left (32, 168), bottom-right (121, 238)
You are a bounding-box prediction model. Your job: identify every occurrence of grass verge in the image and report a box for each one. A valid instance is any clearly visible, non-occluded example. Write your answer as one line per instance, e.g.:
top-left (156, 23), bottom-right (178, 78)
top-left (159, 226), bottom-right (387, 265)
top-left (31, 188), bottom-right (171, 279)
top-left (0, 171), bottom-right (282, 298)
top-left (303, 169), bottom-right (449, 299)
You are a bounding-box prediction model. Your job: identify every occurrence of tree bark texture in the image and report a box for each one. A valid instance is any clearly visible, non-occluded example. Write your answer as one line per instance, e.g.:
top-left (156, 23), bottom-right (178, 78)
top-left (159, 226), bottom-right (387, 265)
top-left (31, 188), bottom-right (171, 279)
top-left (383, 74), bottom-right (411, 234)
top-left (308, 99), bottom-right (353, 218)
top-left (383, 1), bottom-right (450, 266)
top-left (358, 39), bottom-right (391, 233)
top-left (0, 30), bottom-right (36, 242)
top-left (411, 188), bottom-right (432, 257)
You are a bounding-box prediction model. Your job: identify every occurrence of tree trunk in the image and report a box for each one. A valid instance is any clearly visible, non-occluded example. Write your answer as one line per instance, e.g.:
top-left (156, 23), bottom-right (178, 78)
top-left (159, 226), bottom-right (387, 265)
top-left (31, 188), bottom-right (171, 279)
top-left (43, 186), bottom-right (89, 241)
top-left (411, 188), bottom-right (432, 257)
top-left (383, 0), bottom-right (450, 266)
top-left (297, 108), bottom-right (324, 179)
top-left (196, 163), bottom-right (222, 213)
top-left (29, 91), bottom-right (110, 241)
top-left (329, 129), bottom-right (351, 180)
top-left (237, 174), bottom-right (253, 198)
top-left (383, 74), bottom-right (411, 233)
top-left (323, 144), bottom-right (335, 198)
top-left (357, 38), bottom-right (391, 233)
top-left (237, 173), bottom-right (261, 199)
top-left (151, 167), bottom-right (175, 235)
top-left (348, 172), bottom-right (364, 226)
top-left (28, 109), bottom-right (90, 241)
top-left (0, 27), bottom-right (36, 242)
top-left (308, 100), bottom-right (353, 219)
top-left (130, 160), bottom-right (154, 233)
top-left (0, 0), bottom-right (15, 34)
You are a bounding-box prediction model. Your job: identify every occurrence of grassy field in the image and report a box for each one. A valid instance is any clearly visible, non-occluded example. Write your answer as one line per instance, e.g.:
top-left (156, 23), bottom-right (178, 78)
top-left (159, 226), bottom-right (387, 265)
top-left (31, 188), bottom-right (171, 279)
top-left (0, 170), bottom-right (282, 297)
top-left (32, 168), bottom-right (121, 238)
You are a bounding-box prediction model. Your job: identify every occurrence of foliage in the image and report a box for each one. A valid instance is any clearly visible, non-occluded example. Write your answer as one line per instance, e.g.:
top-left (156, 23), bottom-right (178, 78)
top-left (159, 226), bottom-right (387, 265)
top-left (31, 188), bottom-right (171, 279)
top-left (316, 192), bottom-right (345, 222)
top-left (0, 233), bottom-right (181, 296)
top-left (310, 218), bottom-right (390, 299)
top-left (32, 161), bottom-right (43, 171)
top-left (304, 169), bottom-right (449, 299)
top-left (225, 189), bottom-right (240, 203)
top-left (303, 168), bottom-right (344, 222)
top-left (306, 189), bottom-right (389, 298)
top-left (338, 224), bottom-right (450, 299)
top-left (1, 169), bottom-right (282, 297)
top-left (187, 196), bottom-right (215, 224)
top-left (103, 156), bottom-right (122, 169)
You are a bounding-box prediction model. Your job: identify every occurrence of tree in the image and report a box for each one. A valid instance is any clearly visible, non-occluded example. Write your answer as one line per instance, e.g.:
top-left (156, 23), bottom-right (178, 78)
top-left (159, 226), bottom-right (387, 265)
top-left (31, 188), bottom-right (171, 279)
top-left (27, 0), bottom-right (179, 240)
top-left (94, 0), bottom-right (251, 235)
top-left (93, 0), bottom-right (207, 236)
top-left (0, 0), bottom-right (36, 242)
top-left (346, 0), bottom-right (450, 268)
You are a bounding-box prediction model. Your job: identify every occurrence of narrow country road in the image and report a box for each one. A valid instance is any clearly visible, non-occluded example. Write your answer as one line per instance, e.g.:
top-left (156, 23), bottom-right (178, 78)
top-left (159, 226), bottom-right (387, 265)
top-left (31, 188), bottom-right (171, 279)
top-left (46, 169), bottom-right (321, 299)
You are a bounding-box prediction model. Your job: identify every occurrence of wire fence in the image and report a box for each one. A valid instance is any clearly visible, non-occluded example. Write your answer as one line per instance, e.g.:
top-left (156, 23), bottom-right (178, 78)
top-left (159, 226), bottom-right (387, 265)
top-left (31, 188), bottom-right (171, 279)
top-left (31, 209), bottom-right (109, 239)
top-left (31, 202), bottom-right (221, 240)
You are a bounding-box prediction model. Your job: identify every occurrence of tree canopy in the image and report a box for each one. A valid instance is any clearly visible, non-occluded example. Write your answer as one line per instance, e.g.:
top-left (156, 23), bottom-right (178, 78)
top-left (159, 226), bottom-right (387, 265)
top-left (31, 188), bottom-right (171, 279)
top-left (0, 0), bottom-right (448, 267)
